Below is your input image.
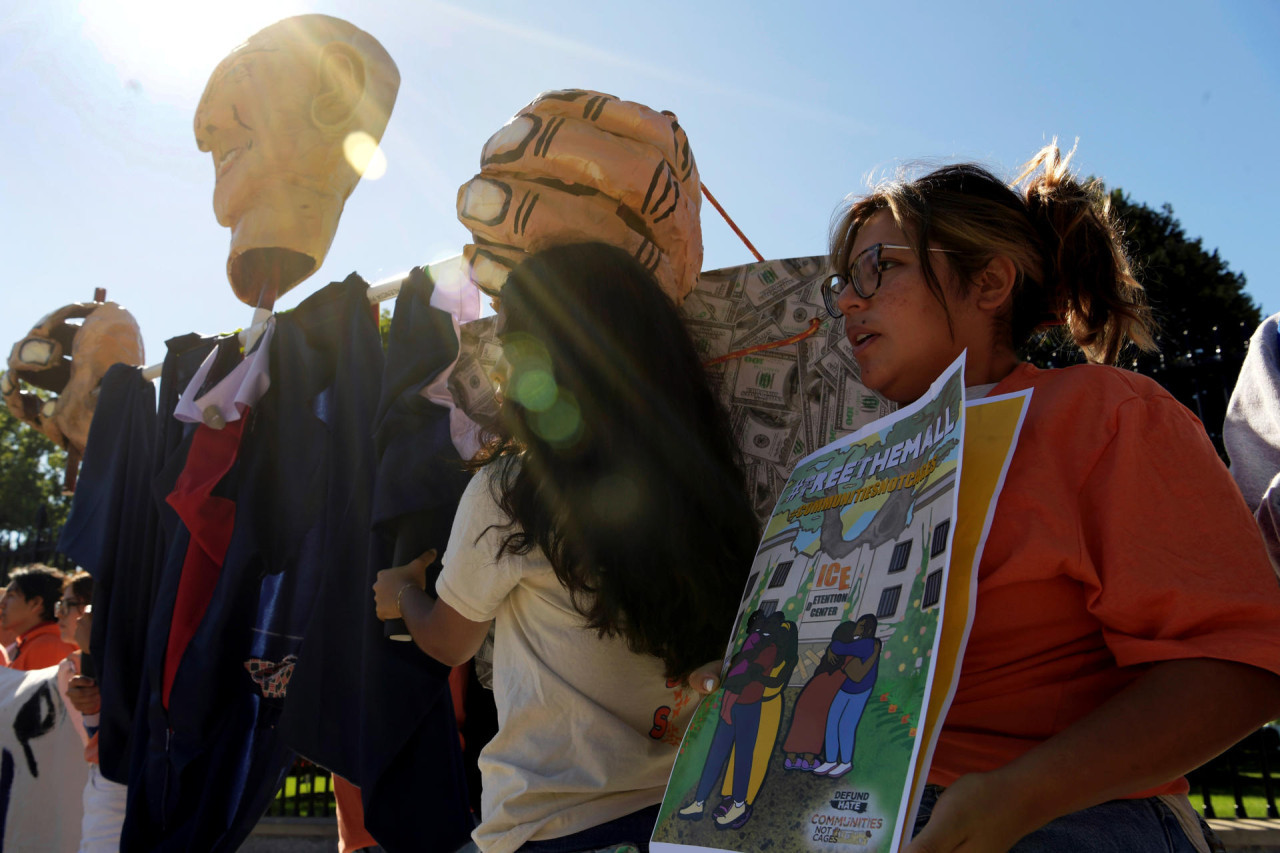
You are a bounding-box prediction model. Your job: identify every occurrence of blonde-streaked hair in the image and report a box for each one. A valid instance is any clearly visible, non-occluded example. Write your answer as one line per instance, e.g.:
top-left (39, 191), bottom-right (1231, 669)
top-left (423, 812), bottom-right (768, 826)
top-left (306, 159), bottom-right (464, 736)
top-left (830, 142), bottom-right (1155, 364)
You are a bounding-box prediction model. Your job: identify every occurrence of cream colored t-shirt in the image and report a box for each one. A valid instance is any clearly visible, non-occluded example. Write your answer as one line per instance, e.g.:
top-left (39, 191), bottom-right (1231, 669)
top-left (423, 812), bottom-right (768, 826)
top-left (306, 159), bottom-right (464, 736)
top-left (437, 469), bottom-right (700, 853)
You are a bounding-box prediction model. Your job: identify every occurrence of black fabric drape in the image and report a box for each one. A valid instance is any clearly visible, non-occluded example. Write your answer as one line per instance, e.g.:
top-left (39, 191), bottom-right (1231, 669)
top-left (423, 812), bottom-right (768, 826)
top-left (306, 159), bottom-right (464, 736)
top-left (62, 271), bottom-right (479, 853)
top-left (122, 277), bottom-right (384, 851)
top-left (59, 332), bottom-right (239, 785)
top-left (360, 265), bottom-right (475, 851)
top-left (58, 363), bottom-right (156, 784)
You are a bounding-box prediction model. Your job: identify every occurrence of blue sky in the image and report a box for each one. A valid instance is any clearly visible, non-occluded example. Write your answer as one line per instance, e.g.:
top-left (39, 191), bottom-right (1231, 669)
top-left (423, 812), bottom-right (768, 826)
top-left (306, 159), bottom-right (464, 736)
top-left (2, 0), bottom-right (1278, 368)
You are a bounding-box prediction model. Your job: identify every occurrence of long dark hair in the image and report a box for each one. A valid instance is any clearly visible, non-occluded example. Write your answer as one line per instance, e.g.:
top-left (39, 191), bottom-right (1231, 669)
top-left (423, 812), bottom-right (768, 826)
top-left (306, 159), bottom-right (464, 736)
top-left (473, 242), bottom-right (758, 678)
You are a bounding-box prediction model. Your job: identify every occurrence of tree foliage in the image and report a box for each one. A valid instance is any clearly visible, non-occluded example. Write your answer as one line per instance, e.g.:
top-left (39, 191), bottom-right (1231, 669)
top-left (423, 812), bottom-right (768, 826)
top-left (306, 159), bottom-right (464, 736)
top-left (1025, 190), bottom-right (1261, 454)
top-left (379, 306), bottom-right (392, 349)
top-left (0, 404), bottom-right (71, 534)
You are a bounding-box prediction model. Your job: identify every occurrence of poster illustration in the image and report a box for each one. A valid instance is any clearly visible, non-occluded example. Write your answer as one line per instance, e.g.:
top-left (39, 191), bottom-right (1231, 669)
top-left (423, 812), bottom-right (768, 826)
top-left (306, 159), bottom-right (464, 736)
top-left (651, 356), bottom-right (967, 853)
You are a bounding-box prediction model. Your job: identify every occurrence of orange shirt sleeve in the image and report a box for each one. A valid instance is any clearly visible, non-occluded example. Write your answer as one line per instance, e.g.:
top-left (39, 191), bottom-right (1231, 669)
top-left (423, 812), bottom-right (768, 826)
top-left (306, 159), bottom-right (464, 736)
top-left (1077, 391), bottom-right (1280, 674)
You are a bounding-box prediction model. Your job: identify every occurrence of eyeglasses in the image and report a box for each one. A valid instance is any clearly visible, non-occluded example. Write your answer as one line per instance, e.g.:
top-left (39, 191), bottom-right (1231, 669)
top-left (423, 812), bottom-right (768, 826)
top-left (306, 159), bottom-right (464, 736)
top-left (55, 598), bottom-right (85, 617)
top-left (820, 243), bottom-right (957, 318)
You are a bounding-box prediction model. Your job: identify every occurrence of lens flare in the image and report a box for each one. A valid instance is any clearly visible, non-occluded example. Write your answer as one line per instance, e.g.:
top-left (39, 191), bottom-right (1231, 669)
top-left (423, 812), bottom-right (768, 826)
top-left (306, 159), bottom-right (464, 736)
top-left (501, 332), bottom-right (553, 371)
top-left (343, 131), bottom-right (387, 179)
top-left (513, 369), bottom-right (557, 412)
top-left (533, 393), bottom-right (582, 446)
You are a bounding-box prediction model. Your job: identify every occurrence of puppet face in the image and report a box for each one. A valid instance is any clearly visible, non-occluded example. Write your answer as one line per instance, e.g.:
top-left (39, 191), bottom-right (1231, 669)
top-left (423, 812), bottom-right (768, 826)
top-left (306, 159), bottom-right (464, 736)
top-left (197, 40), bottom-right (314, 233)
top-left (2, 302), bottom-right (144, 455)
top-left (457, 89), bottom-right (703, 304)
top-left (194, 15), bottom-right (400, 306)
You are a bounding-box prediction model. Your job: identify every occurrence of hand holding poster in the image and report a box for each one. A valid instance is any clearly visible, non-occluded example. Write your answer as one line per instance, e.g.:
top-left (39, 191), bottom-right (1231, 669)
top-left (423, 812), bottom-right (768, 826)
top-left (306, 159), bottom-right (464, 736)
top-left (652, 355), bottom-right (968, 853)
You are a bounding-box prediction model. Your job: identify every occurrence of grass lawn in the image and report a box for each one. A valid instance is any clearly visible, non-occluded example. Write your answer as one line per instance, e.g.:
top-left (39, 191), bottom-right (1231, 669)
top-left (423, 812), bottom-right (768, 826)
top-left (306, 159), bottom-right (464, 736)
top-left (1189, 769), bottom-right (1280, 820)
top-left (266, 752), bottom-right (1280, 824)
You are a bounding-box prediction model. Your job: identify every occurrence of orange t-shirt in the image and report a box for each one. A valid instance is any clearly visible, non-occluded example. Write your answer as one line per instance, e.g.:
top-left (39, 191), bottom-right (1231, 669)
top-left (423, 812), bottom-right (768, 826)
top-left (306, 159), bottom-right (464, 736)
top-left (929, 362), bottom-right (1280, 796)
top-left (9, 622), bottom-right (78, 672)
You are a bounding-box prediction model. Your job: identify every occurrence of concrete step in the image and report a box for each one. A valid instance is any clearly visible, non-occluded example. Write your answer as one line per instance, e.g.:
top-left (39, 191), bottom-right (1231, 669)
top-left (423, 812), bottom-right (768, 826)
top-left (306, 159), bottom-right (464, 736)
top-left (1212, 817), bottom-right (1280, 852)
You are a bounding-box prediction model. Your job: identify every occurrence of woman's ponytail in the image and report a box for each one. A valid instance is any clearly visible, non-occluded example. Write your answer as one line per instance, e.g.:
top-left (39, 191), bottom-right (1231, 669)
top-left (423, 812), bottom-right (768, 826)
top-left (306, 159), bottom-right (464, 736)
top-left (1015, 143), bottom-right (1156, 363)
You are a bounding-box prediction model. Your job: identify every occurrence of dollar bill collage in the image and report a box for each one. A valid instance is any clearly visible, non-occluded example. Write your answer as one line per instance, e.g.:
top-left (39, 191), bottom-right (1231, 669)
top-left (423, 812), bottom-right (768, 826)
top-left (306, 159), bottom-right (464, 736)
top-left (683, 256), bottom-right (896, 526)
top-left (446, 256), bottom-right (897, 529)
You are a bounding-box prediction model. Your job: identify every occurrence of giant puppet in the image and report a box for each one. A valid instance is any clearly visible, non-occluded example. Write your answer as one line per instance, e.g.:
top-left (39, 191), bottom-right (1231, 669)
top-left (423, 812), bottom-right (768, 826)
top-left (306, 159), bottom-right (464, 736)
top-left (49, 16), bottom-right (474, 853)
top-left (195, 13), bottom-right (400, 306)
top-left (457, 88), bottom-right (702, 304)
top-left (113, 14), bottom-right (440, 853)
top-left (2, 11), bottom-right (402, 497)
top-left (0, 8), bottom-right (404, 465)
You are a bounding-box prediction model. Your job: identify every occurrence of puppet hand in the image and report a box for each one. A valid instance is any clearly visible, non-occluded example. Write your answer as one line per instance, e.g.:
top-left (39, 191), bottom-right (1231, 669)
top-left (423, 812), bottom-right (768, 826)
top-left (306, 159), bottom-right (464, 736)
top-left (902, 772), bottom-right (1038, 853)
top-left (372, 549), bottom-right (436, 621)
top-left (66, 675), bottom-right (101, 716)
top-left (3, 302), bottom-right (144, 454)
top-left (457, 89), bottom-right (702, 303)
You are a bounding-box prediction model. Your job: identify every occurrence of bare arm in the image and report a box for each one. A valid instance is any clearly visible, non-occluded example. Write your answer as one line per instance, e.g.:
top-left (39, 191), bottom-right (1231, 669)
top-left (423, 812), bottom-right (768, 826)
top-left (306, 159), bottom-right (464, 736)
top-left (904, 658), bottom-right (1280, 853)
top-left (372, 550), bottom-right (492, 668)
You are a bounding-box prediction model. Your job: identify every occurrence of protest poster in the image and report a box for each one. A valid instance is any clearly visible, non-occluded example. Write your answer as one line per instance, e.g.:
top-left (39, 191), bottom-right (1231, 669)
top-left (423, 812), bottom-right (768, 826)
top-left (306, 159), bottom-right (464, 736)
top-left (652, 356), bottom-right (967, 853)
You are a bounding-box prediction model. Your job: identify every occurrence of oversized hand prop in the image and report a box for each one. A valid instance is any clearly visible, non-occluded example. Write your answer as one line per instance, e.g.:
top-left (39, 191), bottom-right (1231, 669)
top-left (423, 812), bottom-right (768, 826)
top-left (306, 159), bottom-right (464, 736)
top-left (458, 89), bottom-right (702, 304)
top-left (2, 301), bottom-right (144, 455)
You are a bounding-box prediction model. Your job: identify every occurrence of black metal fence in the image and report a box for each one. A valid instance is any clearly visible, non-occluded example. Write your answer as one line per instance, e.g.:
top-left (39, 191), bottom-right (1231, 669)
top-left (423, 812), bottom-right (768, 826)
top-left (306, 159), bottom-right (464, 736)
top-left (255, 735), bottom-right (1280, 825)
top-left (0, 524), bottom-right (74, 578)
top-left (1188, 726), bottom-right (1280, 820)
top-left (266, 758), bottom-right (336, 818)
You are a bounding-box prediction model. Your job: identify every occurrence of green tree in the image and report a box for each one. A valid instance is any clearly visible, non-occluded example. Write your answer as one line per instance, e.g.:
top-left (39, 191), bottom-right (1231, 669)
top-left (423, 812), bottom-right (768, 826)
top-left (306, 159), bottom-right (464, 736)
top-left (1025, 190), bottom-right (1261, 455)
top-left (378, 306), bottom-right (392, 349)
top-left (0, 405), bottom-right (71, 534)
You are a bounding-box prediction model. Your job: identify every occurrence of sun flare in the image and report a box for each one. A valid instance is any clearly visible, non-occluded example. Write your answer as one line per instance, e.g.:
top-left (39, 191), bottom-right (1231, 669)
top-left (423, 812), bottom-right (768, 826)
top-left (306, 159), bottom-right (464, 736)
top-left (343, 131), bottom-right (388, 180)
top-left (77, 0), bottom-right (308, 101)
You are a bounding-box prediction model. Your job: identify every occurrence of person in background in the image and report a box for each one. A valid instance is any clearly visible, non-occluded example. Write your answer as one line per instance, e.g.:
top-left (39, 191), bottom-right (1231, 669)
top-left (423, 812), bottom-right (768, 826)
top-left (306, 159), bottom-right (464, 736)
top-left (1224, 313), bottom-right (1280, 577)
top-left (374, 243), bottom-right (758, 853)
top-left (57, 571), bottom-right (128, 853)
top-left (2, 563), bottom-right (77, 670)
top-left (0, 624), bottom-right (17, 665)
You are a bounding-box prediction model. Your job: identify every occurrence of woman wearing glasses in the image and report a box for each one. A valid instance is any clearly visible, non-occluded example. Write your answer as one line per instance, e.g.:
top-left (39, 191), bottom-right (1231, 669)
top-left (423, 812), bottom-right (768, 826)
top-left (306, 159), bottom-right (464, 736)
top-left (822, 144), bottom-right (1280, 853)
top-left (55, 571), bottom-right (92, 647)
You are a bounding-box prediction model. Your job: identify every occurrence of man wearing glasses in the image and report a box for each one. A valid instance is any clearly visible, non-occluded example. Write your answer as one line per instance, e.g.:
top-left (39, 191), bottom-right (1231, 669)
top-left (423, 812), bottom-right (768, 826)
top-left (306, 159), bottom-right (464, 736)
top-left (1, 564), bottom-right (78, 671)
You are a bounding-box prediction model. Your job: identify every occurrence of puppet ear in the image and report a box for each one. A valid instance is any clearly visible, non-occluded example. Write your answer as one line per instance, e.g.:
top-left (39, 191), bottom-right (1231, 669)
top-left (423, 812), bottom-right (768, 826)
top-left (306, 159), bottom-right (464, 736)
top-left (311, 43), bottom-right (366, 131)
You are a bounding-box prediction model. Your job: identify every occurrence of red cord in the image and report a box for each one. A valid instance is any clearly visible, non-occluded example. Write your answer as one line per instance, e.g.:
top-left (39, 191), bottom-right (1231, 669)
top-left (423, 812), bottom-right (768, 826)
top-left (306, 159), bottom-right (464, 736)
top-left (697, 182), bottom-right (818, 367)
top-left (701, 184), bottom-right (764, 263)
top-left (703, 317), bottom-right (823, 367)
